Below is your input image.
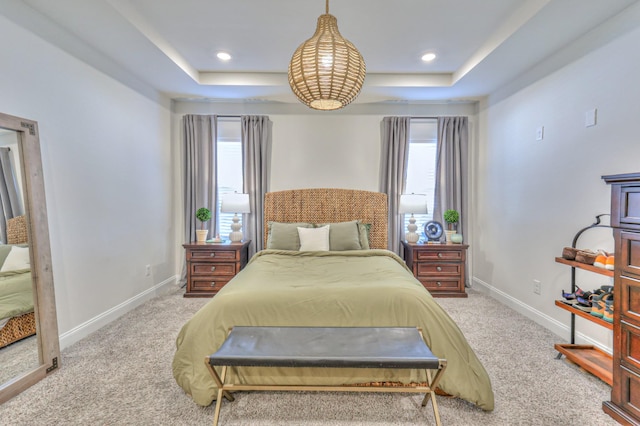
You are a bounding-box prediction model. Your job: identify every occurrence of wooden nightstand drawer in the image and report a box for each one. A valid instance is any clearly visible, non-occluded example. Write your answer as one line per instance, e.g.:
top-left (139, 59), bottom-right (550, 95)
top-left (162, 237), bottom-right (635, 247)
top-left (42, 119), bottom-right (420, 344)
top-left (191, 278), bottom-right (231, 292)
top-left (417, 249), bottom-right (463, 261)
top-left (417, 263), bottom-right (461, 277)
top-left (188, 249), bottom-right (238, 261)
top-left (191, 263), bottom-right (236, 276)
top-left (420, 278), bottom-right (461, 290)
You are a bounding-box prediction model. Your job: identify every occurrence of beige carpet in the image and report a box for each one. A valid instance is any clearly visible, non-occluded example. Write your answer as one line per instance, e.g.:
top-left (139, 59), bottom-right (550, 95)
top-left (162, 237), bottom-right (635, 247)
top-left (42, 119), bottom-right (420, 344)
top-left (0, 286), bottom-right (617, 425)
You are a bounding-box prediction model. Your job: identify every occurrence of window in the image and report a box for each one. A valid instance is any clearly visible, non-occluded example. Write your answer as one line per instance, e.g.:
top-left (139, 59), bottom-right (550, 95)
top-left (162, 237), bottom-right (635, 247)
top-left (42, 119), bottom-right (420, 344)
top-left (216, 118), bottom-right (243, 239)
top-left (404, 119), bottom-right (437, 240)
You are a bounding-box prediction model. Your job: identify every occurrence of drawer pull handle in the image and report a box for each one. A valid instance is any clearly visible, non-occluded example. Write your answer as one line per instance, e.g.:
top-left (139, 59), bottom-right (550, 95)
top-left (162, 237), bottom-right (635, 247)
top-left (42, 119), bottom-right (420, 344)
top-left (210, 253), bottom-right (216, 257)
top-left (436, 281), bottom-right (442, 287)
top-left (436, 266), bottom-right (442, 271)
top-left (210, 281), bottom-right (216, 287)
top-left (437, 253), bottom-right (443, 258)
top-left (211, 266), bottom-right (216, 272)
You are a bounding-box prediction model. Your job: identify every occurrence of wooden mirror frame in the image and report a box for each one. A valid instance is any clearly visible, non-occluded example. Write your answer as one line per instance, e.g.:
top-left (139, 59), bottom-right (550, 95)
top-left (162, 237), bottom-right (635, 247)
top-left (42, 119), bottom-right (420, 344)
top-left (0, 112), bottom-right (59, 403)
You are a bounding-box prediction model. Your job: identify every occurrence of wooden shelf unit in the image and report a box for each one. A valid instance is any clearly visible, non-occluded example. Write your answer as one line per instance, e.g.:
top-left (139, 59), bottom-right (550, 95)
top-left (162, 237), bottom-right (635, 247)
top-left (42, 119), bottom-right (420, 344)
top-left (554, 344), bottom-right (613, 386)
top-left (554, 257), bottom-right (614, 277)
top-left (554, 217), bottom-right (614, 387)
top-left (554, 300), bottom-right (613, 330)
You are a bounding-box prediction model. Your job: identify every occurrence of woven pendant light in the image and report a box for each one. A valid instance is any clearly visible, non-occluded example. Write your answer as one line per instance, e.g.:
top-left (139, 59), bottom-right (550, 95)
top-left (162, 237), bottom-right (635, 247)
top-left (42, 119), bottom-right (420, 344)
top-left (288, 0), bottom-right (366, 110)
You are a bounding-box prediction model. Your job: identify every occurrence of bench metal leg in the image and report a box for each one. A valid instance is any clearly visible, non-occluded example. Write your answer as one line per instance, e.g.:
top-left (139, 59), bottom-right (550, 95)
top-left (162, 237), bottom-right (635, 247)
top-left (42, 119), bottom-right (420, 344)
top-left (420, 369), bottom-right (442, 426)
top-left (204, 358), bottom-right (235, 426)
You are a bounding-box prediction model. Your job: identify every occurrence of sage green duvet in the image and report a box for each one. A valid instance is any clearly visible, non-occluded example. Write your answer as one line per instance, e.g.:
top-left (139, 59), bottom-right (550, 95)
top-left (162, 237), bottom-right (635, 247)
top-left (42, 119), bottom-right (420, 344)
top-left (0, 269), bottom-right (33, 321)
top-left (172, 249), bottom-right (494, 411)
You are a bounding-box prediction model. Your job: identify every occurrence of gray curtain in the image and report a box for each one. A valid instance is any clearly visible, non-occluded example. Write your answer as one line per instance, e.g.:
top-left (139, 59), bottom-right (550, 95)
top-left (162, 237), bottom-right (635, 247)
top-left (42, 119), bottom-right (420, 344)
top-left (0, 147), bottom-right (22, 244)
top-left (379, 116), bottom-right (410, 254)
top-left (241, 115), bottom-right (272, 257)
top-left (434, 116), bottom-right (469, 283)
top-left (181, 114), bottom-right (218, 284)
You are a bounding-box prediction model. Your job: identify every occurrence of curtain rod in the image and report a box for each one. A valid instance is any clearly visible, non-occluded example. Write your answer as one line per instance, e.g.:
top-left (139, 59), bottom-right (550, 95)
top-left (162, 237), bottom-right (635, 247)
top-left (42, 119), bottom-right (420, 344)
top-left (410, 116), bottom-right (438, 120)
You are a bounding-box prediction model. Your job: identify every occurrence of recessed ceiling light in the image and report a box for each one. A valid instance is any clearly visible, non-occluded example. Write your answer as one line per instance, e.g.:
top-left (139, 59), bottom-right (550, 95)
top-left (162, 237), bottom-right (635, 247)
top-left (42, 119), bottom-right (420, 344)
top-left (217, 52), bottom-right (231, 61)
top-left (421, 53), bottom-right (437, 62)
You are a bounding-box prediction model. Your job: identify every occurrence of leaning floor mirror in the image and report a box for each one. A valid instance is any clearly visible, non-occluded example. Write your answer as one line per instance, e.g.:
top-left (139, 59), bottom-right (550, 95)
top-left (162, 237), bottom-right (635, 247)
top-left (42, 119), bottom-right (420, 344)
top-left (0, 112), bottom-right (59, 403)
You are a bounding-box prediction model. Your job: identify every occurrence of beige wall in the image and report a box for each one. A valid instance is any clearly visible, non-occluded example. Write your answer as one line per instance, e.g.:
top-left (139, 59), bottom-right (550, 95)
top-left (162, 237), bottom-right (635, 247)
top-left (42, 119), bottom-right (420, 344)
top-left (474, 5), bottom-right (640, 352)
top-left (0, 14), bottom-right (176, 348)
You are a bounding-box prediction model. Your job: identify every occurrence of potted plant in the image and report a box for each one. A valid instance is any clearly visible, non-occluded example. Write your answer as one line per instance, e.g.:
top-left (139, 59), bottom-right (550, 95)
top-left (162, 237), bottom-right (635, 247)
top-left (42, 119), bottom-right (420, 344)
top-left (195, 207), bottom-right (212, 242)
top-left (443, 209), bottom-right (459, 243)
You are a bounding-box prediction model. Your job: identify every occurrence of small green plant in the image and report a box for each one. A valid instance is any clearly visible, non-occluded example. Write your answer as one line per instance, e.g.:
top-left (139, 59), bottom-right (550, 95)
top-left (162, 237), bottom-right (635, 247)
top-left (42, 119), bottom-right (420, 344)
top-left (196, 207), bottom-right (212, 230)
top-left (443, 209), bottom-right (459, 230)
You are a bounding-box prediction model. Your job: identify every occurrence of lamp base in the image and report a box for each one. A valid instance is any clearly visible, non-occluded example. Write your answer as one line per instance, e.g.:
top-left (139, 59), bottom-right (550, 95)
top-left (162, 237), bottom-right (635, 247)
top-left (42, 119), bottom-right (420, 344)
top-left (405, 232), bottom-right (420, 243)
top-left (229, 231), bottom-right (244, 242)
top-left (406, 214), bottom-right (420, 243)
top-left (229, 213), bottom-right (243, 242)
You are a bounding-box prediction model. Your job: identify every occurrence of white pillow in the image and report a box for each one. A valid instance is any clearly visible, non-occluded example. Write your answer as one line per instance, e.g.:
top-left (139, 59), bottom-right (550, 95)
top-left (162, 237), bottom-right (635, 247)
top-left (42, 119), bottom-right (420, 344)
top-left (1, 246), bottom-right (30, 272)
top-left (298, 225), bottom-right (330, 251)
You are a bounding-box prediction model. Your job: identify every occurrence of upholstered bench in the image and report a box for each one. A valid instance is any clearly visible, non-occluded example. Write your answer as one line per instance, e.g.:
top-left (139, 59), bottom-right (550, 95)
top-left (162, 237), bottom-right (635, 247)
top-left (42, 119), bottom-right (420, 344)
top-left (205, 326), bottom-right (447, 426)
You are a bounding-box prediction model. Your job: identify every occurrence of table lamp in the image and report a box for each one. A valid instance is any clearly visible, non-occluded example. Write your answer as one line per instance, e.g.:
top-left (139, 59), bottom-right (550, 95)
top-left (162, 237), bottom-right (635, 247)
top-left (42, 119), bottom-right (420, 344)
top-left (399, 194), bottom-right (428, 243)
top-left (220, 193), bottom-right (251, 242)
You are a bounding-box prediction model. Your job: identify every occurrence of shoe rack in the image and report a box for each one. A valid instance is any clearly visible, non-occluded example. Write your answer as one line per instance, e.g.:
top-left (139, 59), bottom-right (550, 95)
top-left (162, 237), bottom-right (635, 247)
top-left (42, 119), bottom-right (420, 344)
top-left (554, 214), bottom-right (613, 386)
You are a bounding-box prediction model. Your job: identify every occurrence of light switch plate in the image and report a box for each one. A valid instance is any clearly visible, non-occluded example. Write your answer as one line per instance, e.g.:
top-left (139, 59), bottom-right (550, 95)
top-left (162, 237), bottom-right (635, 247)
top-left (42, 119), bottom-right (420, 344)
top-left (536, 126), bottom-right (544, 141)
top-left (585, 108), bottom-right (597, 127)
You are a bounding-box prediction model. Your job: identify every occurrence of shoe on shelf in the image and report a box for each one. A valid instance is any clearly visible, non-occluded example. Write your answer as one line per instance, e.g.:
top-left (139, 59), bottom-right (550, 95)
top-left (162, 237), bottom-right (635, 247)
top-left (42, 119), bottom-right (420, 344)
top-left (575, 250), bottom-right (598, 265)
top-left (562, 247), bottom-right (579, 260)
top-left (606, 255), bottom-right (615, 271)
top-left (603, 302), bottom-right (614, 323)
top-left (590, 293), bottom-right (613, 318)
top-left (594, 254), bottom-right (607, 269)
top-left (561, 287), bottom-right (587, 303)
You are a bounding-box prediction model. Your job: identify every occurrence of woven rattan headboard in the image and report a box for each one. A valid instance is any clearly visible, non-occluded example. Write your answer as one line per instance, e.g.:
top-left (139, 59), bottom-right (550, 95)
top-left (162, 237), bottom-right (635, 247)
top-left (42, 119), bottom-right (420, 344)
top-left (264, 188), bottom-right (388, 249)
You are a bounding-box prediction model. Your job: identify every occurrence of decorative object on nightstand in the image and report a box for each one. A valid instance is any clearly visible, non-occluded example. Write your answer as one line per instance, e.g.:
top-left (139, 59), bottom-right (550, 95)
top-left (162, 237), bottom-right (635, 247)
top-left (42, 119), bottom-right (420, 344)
top-left (399, 194), bottom-right (428, 243)
top-left (424, 220), bottom-right (444, 244)
top-left (183, 240), bottom-right (250, 297)
top-left (221, 193), bottom-right (251, 242)
top-left (195, 207), bottom-right (212, 243)
top-left (401, 241), bottom-right (468, 297)
top-left (443, 209), bottom-right (459, 243)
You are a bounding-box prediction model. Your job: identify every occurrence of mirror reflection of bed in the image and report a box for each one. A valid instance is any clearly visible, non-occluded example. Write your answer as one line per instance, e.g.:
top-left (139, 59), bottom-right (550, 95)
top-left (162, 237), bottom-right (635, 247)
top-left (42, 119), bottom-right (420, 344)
top-left (0, 129), bottom-right (38, 386)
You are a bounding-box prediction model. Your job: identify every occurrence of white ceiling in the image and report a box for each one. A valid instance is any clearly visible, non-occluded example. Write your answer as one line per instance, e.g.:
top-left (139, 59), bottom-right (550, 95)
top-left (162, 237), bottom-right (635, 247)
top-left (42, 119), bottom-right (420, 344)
top-left (4, 0), bottom-right (639, 105)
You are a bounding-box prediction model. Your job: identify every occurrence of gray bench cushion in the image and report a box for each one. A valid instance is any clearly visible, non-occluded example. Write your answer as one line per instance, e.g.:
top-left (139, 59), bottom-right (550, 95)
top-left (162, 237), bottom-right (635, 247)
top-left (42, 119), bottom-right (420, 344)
top-left (208, 326), bottom-right (440, 369)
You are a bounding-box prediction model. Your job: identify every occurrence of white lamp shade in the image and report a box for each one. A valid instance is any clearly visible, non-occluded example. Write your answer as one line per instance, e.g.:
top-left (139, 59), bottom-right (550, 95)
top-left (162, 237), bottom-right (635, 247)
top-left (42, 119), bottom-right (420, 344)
top-left (398, 194), bottom-right (428, 214)
top-left (220, 193), bottom-right (251, 213)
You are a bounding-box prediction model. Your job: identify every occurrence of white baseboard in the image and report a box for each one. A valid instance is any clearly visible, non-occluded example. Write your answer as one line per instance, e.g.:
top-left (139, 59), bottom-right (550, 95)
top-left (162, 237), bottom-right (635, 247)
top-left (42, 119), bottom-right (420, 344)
top-left (58, 275), bottom-right (179, 350)
top-left (471, 276), bottom-right (612, 354)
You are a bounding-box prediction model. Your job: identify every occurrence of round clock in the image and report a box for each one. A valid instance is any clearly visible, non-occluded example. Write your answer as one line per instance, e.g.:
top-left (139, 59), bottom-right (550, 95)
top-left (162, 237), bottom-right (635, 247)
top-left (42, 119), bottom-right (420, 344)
top-left (424, 220), bottom-right (444, 242)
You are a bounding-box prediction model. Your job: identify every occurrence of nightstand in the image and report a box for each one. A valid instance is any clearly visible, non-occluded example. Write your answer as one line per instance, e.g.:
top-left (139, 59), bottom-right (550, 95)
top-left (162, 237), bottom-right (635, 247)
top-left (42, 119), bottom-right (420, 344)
top-left (183, 240), bottom-right (250, 297)
top-left (401, 241), bottom-right (468, 298)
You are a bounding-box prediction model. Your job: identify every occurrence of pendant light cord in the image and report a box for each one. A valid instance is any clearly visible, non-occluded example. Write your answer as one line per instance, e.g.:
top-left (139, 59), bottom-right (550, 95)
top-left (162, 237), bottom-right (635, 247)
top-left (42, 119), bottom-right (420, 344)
top-left (326, 0), bottom-right (329, 14)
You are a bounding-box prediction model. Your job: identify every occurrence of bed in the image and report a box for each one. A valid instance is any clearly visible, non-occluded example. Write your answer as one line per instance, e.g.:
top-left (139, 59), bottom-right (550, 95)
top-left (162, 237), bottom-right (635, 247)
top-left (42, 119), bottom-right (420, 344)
top-left (172, 188), bottom-right (494, 411)
top-left (0, 215), bottom-right (34, 349)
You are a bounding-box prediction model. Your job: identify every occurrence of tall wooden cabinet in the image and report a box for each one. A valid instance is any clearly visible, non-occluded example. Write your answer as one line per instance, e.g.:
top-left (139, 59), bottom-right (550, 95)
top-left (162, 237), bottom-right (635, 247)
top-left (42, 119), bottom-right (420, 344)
top-left (603, 173), bottom-right (640, 425)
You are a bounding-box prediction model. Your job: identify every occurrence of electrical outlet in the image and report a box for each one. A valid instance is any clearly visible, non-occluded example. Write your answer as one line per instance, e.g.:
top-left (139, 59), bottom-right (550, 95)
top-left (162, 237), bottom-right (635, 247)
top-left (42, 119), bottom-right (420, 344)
top-left (145, 265), bottom-right (151, 276)
top-left (533, 279), bottom-right (541, 295)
